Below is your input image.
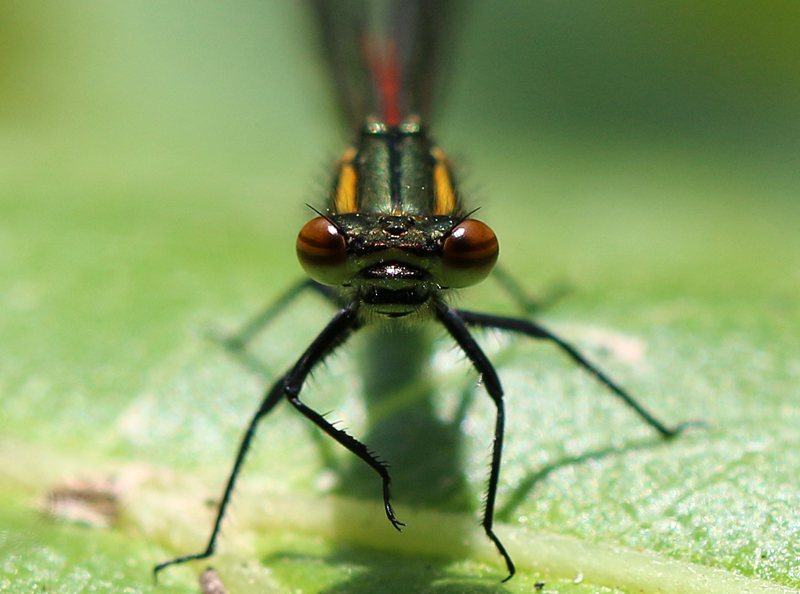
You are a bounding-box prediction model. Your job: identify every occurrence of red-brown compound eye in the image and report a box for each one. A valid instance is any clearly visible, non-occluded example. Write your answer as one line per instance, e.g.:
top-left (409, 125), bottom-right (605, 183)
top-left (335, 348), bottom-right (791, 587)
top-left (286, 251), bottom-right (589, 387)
top-left (296, 216), bottom-right (348, 285)
top-left (441, 219), bottom-right (499, 288)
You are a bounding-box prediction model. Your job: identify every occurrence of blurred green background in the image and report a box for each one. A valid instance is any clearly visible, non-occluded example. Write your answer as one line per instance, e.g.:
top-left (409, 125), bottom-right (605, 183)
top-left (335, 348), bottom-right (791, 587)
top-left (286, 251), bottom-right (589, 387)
top-left (1, 1), bottom-right (799, 593)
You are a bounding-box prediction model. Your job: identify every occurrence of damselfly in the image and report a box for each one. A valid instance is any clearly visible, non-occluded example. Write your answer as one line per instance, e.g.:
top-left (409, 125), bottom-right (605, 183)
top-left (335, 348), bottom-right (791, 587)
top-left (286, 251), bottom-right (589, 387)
top-left (155, 0), bottom-right (688, 582)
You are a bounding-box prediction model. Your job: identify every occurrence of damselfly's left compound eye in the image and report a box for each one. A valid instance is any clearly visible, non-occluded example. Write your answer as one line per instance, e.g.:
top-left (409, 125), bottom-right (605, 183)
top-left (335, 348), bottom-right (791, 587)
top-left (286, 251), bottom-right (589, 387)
top-left (296, 216), bottom-right (348, 285)
top-left (441, 219), bottom-right (499, 288)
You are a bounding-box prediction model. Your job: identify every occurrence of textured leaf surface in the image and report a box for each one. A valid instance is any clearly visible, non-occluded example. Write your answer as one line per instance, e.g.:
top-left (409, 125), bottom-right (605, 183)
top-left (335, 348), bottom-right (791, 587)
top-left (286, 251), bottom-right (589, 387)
top-left (2, 2), bottom-right (799, 593)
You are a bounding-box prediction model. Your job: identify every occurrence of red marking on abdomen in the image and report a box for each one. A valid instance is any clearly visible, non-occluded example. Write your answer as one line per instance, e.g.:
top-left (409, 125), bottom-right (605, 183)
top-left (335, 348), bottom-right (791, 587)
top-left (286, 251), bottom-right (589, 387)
top-left (364, 37), bottom-right (402, 127)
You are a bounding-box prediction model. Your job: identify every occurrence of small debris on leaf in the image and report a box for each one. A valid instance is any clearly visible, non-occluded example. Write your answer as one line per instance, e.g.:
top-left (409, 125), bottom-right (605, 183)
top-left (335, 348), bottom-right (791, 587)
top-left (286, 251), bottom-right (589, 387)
top-left (200, 567), bottom-right (227, 594)
top-left (44, 477), bottom-right (119, 528)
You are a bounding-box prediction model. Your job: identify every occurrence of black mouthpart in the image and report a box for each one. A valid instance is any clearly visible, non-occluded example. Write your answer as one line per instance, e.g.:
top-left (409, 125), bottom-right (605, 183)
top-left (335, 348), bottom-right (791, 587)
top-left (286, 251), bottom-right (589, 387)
top-left (361, 286), bottom-right (430, 308)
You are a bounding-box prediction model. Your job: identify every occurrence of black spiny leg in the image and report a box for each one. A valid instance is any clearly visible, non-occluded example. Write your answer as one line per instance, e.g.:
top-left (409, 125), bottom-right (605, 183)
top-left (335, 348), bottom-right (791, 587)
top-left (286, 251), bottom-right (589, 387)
top-left (154, 302), bottom-right (364, 580)
top-left (153, 372), bottom-right (287, 579)
top-left (456, 310), bottom-right (691, 438)
top-left (434, 301), bottom-right (516, 581)
top-left (282, 327), bottom-right (407, 531)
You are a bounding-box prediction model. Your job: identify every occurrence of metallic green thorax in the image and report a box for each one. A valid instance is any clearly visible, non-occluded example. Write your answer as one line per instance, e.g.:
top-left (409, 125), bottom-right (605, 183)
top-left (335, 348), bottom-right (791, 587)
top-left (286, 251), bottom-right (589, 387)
top-left (330, 121), bottom-right (463, 217)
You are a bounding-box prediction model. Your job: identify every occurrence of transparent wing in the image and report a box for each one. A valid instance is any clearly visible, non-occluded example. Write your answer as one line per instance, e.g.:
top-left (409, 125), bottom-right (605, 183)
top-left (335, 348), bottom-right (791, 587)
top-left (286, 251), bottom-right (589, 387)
top-left (307, 0), bottom-right (464, 130)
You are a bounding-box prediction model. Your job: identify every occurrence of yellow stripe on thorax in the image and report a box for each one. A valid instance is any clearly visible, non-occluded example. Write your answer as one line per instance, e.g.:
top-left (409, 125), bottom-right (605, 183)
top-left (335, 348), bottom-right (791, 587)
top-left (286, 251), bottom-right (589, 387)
top-left (432, 147), bottom-right (456, 215)
top-left (333, 147), bottom-right (358, 213)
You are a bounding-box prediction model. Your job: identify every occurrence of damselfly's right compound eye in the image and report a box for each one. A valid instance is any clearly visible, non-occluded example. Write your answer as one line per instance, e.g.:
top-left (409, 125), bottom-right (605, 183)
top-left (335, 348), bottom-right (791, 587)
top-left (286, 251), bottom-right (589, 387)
top-left (441, 219), bottom-right (499, 288)
top-left (296, 216), bottom-right (348, 285)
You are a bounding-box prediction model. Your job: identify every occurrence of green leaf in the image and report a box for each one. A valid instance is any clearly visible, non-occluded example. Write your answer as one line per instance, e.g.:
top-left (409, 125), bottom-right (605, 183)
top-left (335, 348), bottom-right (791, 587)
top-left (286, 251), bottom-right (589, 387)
top-left (2, 2), bottom-right (800, 593)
